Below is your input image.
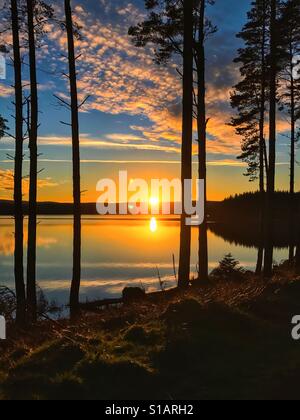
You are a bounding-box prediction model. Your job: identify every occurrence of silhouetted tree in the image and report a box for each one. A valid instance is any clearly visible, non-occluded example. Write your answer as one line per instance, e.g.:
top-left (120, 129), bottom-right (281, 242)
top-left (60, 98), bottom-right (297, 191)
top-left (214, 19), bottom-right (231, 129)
top-left (196, 0), bottom-right (216, 283)
top-left (0, 113), bottom-right (8, 198)
top-left (129, 0), bottom-right (216, 286)
top-left (11, 0), bottom-right (26, 326)
top-left (279, 0), bottom-right (300, 197)
top-left (264, 0), bottom-right (281, 278)
top-left (296, 241), bottom-right (300, 274)
top-left (129, 0), bottom-right (183, 65)
top-left (278, 0), bottom-right (300, 264)
top-left (64, 0), bottom-right (82, 317)
top-left (231, 0), bottom-right (271, 275)
top-left (177, 0), bottom-right (194, 287)
top-left (211, 254), bottom-right (245, 282)
top-left (26, 0), bottom-right (38, 323)
top-left (0, 116), bottom-right (7, 138)
top-left (231, 0), bottom-right (271, 192)
top-left (25, 0), bottom-right (53, 323)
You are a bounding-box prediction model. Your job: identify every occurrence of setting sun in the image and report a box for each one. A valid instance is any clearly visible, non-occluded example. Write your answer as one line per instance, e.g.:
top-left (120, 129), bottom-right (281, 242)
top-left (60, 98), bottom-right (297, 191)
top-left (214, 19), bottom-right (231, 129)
top-left (149, 197), bottom-right (159, 206)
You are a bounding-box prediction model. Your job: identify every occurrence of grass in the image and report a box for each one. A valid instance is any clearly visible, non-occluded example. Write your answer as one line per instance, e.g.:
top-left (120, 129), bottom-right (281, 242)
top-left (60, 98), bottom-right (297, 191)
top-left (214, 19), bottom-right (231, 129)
top-left (1, 271), bottom-right (300, 400)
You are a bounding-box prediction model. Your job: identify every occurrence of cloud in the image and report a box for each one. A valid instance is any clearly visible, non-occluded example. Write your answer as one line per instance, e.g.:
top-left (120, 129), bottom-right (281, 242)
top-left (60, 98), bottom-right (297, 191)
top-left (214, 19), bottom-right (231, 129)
top-left (1, 134), bottom-right (180, 153)
top-left (64, 3), bottom-right (245, 157)
top-left (1, 0), bottom-right (294, 168)
top-left (0, 83), bottom-right (13, 97)
top-left (0, 169), bottom-right (60, 197)
top-left (44, 3), bottom-right (183, 138)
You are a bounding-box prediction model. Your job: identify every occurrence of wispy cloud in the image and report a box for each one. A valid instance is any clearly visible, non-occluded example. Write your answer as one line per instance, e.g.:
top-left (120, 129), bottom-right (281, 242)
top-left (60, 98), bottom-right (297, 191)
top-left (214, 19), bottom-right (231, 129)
top-left (0, 83), bottom-right (14, 97)
top-left (0, 169), bottom-right (60, 198)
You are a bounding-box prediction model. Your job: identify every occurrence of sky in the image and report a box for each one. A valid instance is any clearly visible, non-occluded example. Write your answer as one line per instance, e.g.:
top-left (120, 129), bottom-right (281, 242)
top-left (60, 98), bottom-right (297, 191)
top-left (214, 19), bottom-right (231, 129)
top-left (0, 0), bottom-right (298, 202)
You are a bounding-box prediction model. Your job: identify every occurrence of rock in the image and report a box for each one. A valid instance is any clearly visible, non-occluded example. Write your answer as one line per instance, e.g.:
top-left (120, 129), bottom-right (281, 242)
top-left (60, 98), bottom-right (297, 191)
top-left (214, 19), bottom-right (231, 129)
top-left (122, 287), bottom-right (146, 304)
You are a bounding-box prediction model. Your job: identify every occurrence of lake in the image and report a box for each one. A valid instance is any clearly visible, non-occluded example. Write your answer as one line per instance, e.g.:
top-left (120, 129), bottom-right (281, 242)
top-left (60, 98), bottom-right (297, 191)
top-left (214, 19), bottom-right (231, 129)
top-left (0, 217), bottom-right (290, 307)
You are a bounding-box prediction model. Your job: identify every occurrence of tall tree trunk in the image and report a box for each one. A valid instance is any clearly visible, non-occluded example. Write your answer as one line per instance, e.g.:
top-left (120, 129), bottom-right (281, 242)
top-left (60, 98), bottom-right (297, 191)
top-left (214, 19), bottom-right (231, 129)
top-left (178, 0), bottom-right (194, 288)
top-left (65, 0), bottom-right (81, 317)
top-left (290, 72), bottom-right (295, 197)
top-left (197, 0), bottom-right (208, 283)
top-left (264, 0), bottom-right (277, 278)
top-left (259, 0), bottom-right (267, 196)
top-left (11, 0), bottom-right (26, 326)
top-left (296, 242), bottom-right (300, 275)
top-left (295, 191), bottom-right (300, 275)
top-left (256, 0), bottom-right (267, 276)
top-left (288, 48), bottom-right (296, 264)
top-left (26, 0), bottom-right (38, 323)
top-left (255, 246), bottom-right (264, 275)
top-left (267, 0), bottom-right (277, 196)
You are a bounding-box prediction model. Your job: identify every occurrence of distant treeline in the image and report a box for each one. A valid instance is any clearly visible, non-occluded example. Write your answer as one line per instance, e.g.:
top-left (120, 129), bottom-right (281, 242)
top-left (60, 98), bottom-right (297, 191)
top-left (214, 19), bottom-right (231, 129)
top-left (211, 192), bottom-right (300, 223)
top-left (0, 201), bottom-right (100, 216)
top-left (0, 200), bottom-right (219, 216)
top-left (0, 192), bottom-right (298, 222)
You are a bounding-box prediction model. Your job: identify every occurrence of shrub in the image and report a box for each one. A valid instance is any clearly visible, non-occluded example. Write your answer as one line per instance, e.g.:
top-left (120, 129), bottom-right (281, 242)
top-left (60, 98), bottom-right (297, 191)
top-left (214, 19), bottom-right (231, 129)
top-left (211, 254), bottom-right (245, 282)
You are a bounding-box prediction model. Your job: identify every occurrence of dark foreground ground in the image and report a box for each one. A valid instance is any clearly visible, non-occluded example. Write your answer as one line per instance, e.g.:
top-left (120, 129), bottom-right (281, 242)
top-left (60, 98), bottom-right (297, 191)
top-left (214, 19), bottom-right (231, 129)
top-left (1, 270), bottom-right (300, 400)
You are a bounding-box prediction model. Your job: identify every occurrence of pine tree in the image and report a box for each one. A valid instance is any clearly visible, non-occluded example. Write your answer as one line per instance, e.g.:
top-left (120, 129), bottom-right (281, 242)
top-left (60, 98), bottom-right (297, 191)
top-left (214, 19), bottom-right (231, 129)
top-left (64, 0), bottom-right (82, 317)
top-left (296, 240), bottom-right (300, 274)
top-left (278, 0), bottom-right (300, 264)
top-left (25, 0), bottom-right (53, 323)
top-left (11, 0), bottom-right (26, 326)
top-left (129, 0), bottom-right (216, 286)
top-left (264, 0), bottom-right (282, 278)
top-left (211, 254), bottom-right (245, 281)
top-left (279, 0), bottom-right (300, 195)
top-left (0, 116), bottom-right (7, 138)
top-left (177, 0), bottom-right (194, 287)
top-left (54, 0), bottom-right (85, 317)
top-left (231, 0), bottom-right (272, 276)
top-left (129, 0), bottom-right (184, 65)
top-left (196, 0), bottom-right (216, 283)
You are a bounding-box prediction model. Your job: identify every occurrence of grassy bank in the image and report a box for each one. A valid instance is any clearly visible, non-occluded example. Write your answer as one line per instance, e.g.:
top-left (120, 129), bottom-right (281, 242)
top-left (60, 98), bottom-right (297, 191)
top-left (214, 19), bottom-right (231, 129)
top-left (1, 269), bottom-right (300, 400)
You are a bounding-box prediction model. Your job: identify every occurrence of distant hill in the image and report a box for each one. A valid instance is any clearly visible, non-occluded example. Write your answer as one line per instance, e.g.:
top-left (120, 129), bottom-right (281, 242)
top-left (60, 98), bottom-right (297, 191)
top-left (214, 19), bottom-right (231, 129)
top-left (1, 192), bottom-right (298, 221)
top-left (0, 200), bottom-right (100, 215)
top-left (0, 200), bottom-right (220, 216)
top-left (213, 191), bottom-right (300, 223)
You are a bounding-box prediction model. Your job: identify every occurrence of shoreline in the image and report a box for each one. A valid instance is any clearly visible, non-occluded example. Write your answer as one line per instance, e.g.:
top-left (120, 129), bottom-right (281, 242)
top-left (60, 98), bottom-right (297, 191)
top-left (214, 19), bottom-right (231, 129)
top-left (1, 268), bottom-right (300, 400)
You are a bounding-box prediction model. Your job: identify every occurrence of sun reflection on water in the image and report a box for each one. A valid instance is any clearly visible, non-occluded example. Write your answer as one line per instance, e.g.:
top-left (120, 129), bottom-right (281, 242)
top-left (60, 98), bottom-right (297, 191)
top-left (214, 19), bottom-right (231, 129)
top-left (150, 217), bottom-right (158, 233)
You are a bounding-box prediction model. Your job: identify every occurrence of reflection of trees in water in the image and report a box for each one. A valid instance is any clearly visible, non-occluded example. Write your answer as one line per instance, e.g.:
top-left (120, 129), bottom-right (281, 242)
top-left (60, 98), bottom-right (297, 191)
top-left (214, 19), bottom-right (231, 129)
top-left (209, 222), bottom-right (297, 250)
top-left (0, 226), bottom-right (58, 258)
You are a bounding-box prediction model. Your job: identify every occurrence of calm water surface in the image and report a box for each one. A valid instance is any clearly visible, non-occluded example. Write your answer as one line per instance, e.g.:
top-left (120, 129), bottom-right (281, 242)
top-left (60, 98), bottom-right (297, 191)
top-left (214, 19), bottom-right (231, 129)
top-left (0, 217), bottom-right (290, 306)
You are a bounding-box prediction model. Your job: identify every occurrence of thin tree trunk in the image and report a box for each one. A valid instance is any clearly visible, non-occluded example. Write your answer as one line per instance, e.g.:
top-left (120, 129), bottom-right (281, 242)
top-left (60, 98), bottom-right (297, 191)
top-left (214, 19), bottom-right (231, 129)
top-left (255, 246), bottom-right (264, 275)
top-left (267, 0), bottom-right (277, 196)
top-left (257, 0), bottom-right (266, 276)
top-left (264, 0), bottom-right (277, 278)
top-left (288, 47), bottom-right (295, 265)
top-left (197, 0), bottom-right (208, 283)
top-left (296, 195), bottom-right (300, 274)
top-left (290, 79), bottom-right (295, 197)
top-left (65, 0), bottom-right (81, 317)
top-left (26, 0), bottom-right (38, 323)
top-left (178, 0), bottom-right (193, 288)
top-left (296, 243), bottom-right (300, 275)
top-left (259, 0), bottom-right (267, 195)
top-left (11, 0), bottom-right (26, 326)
